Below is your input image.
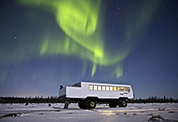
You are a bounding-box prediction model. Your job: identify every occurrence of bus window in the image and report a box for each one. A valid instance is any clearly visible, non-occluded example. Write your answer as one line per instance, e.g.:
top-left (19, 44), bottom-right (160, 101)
top-left (117, 87), bottom-right (121, 91)
top-left (98, 86), bottom-right (102, 91)
top-left (128, 87), bottom-right (130, 92)
top-left (114, 87), bottom-right (117, 91)
top-left (109, 86), bottom-right (113, 91)
top-left (102, 86), bottom-right (106, 91)
top-left (120, 87), bottom-right (124, 91)
top-left (124, 87), bottom-right (128, 92)
top-left (89, 85), bottom-right (94, 90)
top-left (94, 85), bottom-right (97, 90)
top-left (106, 86), bottom-right (110, 91)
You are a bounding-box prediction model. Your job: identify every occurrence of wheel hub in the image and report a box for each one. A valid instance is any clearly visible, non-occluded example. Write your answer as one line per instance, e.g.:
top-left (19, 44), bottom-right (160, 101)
top-left (122, 101), bottom-right (126, 106)
top-left (90, 101), bottom-right (95, 107)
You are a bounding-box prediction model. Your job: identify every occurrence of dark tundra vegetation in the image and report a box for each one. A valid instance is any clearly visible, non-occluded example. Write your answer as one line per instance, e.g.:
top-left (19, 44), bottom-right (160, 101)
top-left (0, 96), bottom-right (178, 104)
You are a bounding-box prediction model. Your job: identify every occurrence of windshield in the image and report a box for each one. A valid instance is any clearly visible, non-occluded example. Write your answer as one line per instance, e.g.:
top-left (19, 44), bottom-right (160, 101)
top-left (72, 82), bottom-right (81, 87)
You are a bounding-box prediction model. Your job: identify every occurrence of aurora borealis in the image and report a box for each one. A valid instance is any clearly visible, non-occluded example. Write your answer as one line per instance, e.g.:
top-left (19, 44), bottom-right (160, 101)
top-left (0, 0), bottom-right (178, 98)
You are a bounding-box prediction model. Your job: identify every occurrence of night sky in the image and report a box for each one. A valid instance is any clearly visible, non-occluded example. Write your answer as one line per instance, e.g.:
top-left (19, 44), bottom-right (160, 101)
top-left (0, 0), bottom-right (178, 98)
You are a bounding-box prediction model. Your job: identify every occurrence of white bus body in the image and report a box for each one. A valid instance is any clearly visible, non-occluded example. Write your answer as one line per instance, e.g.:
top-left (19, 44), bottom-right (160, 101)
top-left (59, 81), bottom-right (134, 109)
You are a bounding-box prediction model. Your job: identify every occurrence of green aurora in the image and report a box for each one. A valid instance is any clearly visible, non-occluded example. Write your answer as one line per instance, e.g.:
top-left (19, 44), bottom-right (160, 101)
top-left (15, 0), bottom-right (159, 78)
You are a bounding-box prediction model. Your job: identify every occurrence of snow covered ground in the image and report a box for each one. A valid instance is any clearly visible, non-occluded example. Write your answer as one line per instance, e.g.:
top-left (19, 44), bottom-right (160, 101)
top-left (0, 103), bottom-right (178, 122)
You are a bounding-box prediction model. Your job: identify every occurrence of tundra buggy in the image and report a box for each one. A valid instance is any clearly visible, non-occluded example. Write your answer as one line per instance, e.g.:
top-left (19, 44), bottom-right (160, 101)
top-left (59, 81), bottom-right (134, 109)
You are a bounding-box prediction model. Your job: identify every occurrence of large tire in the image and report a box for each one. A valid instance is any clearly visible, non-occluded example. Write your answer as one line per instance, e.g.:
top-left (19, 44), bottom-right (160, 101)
top-left (85, 99), bottom-right (96, 109)
top-left (109, 103), bottom-right (117, 108)
top-left (118, 99), bottom-right (127, 107)
top-left (78, 101), bottom-right (86, 109)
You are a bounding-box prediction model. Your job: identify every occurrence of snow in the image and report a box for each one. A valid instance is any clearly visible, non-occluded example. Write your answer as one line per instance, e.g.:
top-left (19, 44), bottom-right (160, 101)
top-left (0, 103), bottom-right (178, 122)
